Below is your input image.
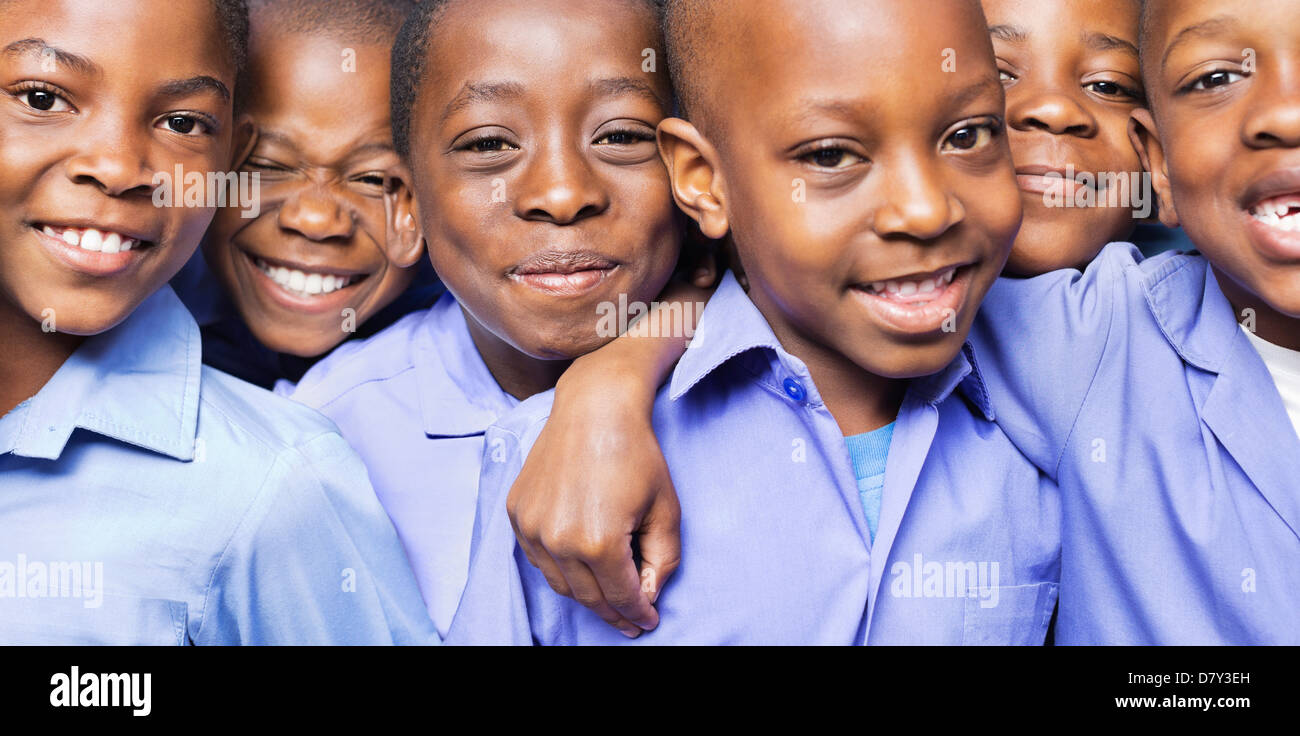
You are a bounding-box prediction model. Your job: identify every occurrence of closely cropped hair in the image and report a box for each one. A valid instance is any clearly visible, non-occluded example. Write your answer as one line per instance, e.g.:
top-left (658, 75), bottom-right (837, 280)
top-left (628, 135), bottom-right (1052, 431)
top-left (391, 0), bottom-right (665, 158)
top-left (212, 0), bottom-right (252, 79)
top-left (247, 0), bottom-right (416, 42)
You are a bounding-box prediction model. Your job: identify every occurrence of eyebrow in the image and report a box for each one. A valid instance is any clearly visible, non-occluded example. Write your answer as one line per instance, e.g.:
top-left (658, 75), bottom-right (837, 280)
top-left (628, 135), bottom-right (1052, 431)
top-left (589, 76), bottom-right (667, 109)
top-left (157, 76), bottom-right (230, 103)
top-left (988, 24), bottom-right (1028, 43)
top-left (3, 38), bottom-right (100, 76)
top-left (1084, 31), bottom-right (1139, 57)
top-left (441, 81), bottom-right (526, 122)
top-left (785, 78), bottom-right (1004, 130)
top-left (1161, 15), bottom-right (1239, 67)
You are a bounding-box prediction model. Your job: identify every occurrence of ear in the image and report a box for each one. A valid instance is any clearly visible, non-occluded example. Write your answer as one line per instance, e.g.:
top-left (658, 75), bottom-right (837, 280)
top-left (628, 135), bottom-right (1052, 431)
top-left (231, 112), bottom-right (258, 170)
top-left (657, 117), bottom-right (731, 240)
top-left (1129, 108), bottom-right (1179, 228)
top-left (383, 167), bottom-right (426, 269)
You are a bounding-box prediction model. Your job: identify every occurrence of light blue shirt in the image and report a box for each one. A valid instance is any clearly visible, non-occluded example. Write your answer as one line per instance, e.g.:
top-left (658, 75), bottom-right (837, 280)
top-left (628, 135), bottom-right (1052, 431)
top-left (972, 243), bottom-right (1300, 644)
top-left (846, 423), bottom-right (894, 543)
top-left (291, 293), bottom-right (517, 638)
top-left (449, 272), bottom-right (1060, 645)
top-left (0, 286), bottom-right (438, 645)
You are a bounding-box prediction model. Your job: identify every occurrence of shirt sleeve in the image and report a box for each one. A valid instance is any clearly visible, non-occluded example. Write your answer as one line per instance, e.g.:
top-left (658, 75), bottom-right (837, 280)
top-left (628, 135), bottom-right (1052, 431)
top-left (445, 422), bottom-right (540, 645)
top-left (193, 431), bottom-right (440, 645)
top-left (968, 242), bottom-right (1133, 479)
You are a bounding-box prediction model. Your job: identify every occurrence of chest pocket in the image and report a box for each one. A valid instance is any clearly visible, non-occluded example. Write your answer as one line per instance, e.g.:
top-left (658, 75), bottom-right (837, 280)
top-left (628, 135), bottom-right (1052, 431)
top-left (961, 582), bottom-right (1058, 646)
top-left (0, 594), bottom-right (188, 645)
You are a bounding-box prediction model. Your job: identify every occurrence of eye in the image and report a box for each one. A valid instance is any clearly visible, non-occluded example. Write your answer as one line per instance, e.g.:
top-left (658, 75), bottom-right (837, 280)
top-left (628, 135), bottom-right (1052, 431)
top-left (999, 69), bottom-right (1018, 85)
top-left (1086, 80), bottom-right (1139, 99)
top-left (13, 83), bottom-right (72, 113)
top-left (157, 114), bottom-right (210, 136)
top-left (1186, 69), bottom-right (1244, 92)
top-left (943, 122), bottom-right (999, 152)
top-left (799, 146), bottom-right (865, 170)
top-left (594, 129), bottom-right (654, 146)
top-left (464, 137), bottom-right (518, 153)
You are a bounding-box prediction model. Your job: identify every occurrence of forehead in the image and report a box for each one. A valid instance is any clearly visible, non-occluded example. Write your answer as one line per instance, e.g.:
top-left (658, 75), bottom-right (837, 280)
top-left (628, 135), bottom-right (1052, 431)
top-left (1, 0), bottom-right (231, 80)
top-left (425, 0), bottom-right (668, 107)
top-left (1145, 0), bottom-right (1300, 53)
top-left (983, 0), bottom-right (1138, 43)
top-left (709, 0), bottom-right (998, 135)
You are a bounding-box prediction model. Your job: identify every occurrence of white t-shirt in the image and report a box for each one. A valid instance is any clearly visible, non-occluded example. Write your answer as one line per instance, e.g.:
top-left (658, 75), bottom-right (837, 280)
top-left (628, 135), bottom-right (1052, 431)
top-left (1241, 326), bottom-right (1300, 442)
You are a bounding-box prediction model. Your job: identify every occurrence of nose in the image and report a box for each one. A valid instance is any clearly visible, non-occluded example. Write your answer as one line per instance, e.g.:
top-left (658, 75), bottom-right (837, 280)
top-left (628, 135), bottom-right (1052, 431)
top-left (63, 123), bottom-right (155, 197)
top-left (278, 185), bottom-right (356, 241)
top-left (1008, 88), bottom-right (1099, 138)
top-left (1242, 66), bottom-right (1300, 148)
top-left (872, 156), bottom-right (966, 241)
top-left (512, 141), bottom-right (610, 224)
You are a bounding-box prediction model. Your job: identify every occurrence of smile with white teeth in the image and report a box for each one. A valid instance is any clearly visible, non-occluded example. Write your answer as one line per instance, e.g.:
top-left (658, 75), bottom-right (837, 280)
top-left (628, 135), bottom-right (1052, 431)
top-left (1250, 195), bottom-right (1300, 232)
top-left (42, 225), bottom-right (140, 254)
top-left (254, 256), bottom-right (357, 297)
top-left (863, 267), bottom-right (957, 304)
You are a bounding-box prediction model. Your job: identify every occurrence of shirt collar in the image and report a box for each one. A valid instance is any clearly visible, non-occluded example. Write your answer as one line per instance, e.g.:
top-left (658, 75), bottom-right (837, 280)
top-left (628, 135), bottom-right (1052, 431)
top-left (9, 285), bottom-right (201, 461)
top-left (415, 293), bottom-right (517, 438)
top-left (670, 271), bottom-right (995, 420)
top-left (1142, 253), bottom-right (1238, 374)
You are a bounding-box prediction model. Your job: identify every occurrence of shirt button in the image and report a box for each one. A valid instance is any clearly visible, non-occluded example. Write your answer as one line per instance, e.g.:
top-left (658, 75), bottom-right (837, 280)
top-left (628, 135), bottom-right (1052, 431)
top-left (782, 377), bottom-right (807, 402)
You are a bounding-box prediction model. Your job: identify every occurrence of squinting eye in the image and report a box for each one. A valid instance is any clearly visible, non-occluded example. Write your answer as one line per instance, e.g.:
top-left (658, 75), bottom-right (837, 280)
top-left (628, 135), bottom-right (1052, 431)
top-left (802, 148), bottom-right (863, 169)
top-left (595, 130), bottom-right (652, 146)
top-left (468, 138), bottom-right (517, 153)
top-left (944, 124), bottom-right (998, 151)
top-left (999, 70), bottom-right (1017, 84)
top-left (1189, 69), bottom-right (1243, 91)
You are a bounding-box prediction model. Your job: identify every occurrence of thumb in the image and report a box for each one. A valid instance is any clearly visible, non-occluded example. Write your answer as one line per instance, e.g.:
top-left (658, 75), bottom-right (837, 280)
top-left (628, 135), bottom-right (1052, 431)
top-left (637, 485), bottom-right (683, 606)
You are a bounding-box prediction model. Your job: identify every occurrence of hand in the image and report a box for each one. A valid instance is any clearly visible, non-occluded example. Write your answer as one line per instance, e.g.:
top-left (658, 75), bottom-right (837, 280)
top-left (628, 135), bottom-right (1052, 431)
top-left (506, 365), bottom-right (682, 639)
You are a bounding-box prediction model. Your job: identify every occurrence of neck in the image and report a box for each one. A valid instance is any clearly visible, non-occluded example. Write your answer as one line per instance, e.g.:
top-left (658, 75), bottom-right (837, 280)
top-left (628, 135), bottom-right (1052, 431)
top-left (462, 306), bottom-right (571, 401)
top-left (1215, 267), bottom-right (1300, 352)
top-left (751, 299), bottom-right (905, 437)
top-left (0, 298), bottom-right (84, 416)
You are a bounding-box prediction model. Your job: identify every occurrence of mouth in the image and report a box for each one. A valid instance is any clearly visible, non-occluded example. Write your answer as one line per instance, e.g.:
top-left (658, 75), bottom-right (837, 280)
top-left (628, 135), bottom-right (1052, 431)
top-left (850, 264), bottom-right (974, 335)
top-left (242, 250), bottom-right (370, 310)
top-left (507, 250), bottom-right (620, 297)
top-left (1015, 165), bottom-right (1097, 198)
top-left (1242, 168), bottom-right (1300, 260)
top-left (31, 222), bottom-right (157, 276)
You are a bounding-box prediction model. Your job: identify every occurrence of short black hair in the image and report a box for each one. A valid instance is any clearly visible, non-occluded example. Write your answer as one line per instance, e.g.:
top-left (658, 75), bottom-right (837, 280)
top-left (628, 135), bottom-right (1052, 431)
top-left (390, 0), bottom-right (665, 158)
top-left (248, 0), bottom-right (415, 44)
top-left (211, 0), bottom-right (251, 80)
top-left (662, 0), bottom-right (718, 137)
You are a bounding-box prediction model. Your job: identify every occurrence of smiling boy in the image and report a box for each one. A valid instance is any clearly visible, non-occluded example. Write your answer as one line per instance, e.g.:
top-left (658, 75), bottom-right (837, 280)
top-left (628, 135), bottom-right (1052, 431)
top-left (449, 0), bottom-right (1060, 645)
top-left (186, 0), bottom-right (440, 390)
top-left (0, 0), bottom-right (435, 645)
top-left (288, 0), bottom-right (692, 638)
top-left (967, 0), bottom-right (1300, 643)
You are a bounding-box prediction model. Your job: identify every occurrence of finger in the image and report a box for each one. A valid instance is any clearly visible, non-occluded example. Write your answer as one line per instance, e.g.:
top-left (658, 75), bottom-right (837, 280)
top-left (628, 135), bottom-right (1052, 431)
top-left (637, 484), bottom-right (683, 607)
top-left (554, 556), bottom-right (643, 639)
top-left (587, 541), bottom-right (659, 631)
top-left (510, 518), bottom-right (574, 599)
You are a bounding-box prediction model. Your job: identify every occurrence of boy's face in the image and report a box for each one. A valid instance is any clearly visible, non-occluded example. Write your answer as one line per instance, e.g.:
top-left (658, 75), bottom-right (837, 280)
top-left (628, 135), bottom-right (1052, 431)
top-left (670, 0), bottom-right (1020, 380)
top-left (0, 0), bottom-right (238, 336)
top-left (405, 0), bottom-right (679, 361)
top-left (202, 34), bottom-right (417, 358)
top-left (985, 0), bottom-right (1144, 276)
top-left (1137, 0), bottom-right (1300, 319)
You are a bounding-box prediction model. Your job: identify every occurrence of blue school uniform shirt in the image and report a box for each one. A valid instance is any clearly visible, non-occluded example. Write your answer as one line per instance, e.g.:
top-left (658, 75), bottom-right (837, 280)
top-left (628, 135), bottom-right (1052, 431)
top-left (0, 286), bottom-right (438, 645)
top-left (448, 272), bottom-right (1060, 645)
top-left (290, 293), bottom-right (517, 638)
top-left (971, 242), bottom-right (1300, 644)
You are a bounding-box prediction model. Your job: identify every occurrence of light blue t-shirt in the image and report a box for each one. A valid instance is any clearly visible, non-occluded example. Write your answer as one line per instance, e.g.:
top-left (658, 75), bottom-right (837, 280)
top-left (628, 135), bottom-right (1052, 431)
top-left (845, 423), bottom-right (894, 543)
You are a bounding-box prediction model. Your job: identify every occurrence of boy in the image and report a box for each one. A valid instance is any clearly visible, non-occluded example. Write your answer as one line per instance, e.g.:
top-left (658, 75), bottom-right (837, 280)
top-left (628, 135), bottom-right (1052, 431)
top-left (185, 0), bottom-right (441, 390)
top-left (968, 0), bottom-right (1300, 643)
top-left (0, 0), bottom-right (435, 645)
top-left (289, 0), bottom-right (696, 638)
top-left (449, 0), bottom-right (1060, 645)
